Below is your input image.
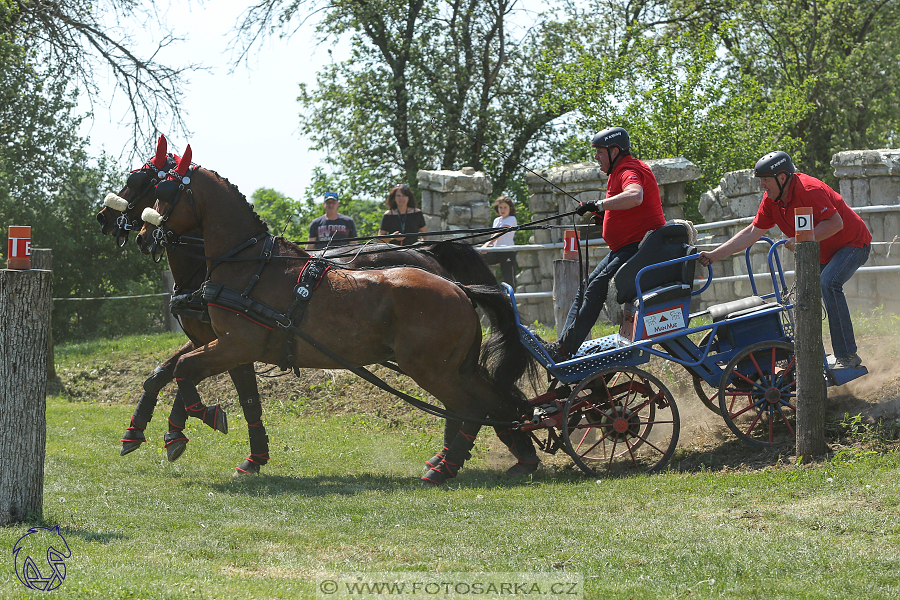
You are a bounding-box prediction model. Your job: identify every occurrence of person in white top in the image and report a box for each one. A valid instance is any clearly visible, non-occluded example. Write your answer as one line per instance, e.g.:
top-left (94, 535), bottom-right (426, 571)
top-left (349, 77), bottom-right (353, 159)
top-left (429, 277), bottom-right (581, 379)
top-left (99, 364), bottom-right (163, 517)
top-left (480, 196), bottom-right (518, 290)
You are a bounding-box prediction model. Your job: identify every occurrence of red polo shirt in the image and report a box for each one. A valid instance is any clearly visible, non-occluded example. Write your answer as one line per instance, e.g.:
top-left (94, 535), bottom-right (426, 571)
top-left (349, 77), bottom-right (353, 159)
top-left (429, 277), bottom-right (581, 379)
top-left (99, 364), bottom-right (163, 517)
top-left (602, 155), bottom-right (667, 251)
top-left (752, 173), bottom-right (871, 264)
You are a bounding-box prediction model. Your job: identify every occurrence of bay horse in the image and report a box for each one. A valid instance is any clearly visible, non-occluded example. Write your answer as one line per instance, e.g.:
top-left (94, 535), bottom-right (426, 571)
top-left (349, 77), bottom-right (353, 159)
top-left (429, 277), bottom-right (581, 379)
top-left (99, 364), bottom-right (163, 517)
top-left (98, 136), bottom-right (517, 476)
top-left (133, 150), bottom-right (539, 483)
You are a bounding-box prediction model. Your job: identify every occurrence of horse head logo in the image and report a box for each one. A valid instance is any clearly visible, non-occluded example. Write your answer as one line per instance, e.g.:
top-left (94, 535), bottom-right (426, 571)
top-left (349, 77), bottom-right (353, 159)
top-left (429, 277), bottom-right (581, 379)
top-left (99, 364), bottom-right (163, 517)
top-left (12, 525), bottom-right (71, 591)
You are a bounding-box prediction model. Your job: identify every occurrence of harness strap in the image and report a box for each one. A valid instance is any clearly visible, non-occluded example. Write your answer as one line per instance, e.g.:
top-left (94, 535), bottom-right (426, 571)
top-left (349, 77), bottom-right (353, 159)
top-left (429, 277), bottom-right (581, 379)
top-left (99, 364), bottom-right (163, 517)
top-left (241, 235), bottom-right (277, 297)
top-left (281, 258), bottom-right (331, 373)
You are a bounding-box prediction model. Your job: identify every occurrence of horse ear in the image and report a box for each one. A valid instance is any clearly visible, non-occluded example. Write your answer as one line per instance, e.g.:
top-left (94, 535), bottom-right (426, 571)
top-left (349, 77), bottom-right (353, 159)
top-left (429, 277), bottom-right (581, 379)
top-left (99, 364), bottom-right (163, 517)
top-left (176, 144), bottom-right (192, 176)
top-left (152, 135), bottom-right (168, 169)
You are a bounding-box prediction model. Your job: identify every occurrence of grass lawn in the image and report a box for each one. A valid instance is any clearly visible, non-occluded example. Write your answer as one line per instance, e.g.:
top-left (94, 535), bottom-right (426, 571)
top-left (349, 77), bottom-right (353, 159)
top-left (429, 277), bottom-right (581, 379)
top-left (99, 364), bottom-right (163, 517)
top-left (2, 391), bottom-right (900, 599)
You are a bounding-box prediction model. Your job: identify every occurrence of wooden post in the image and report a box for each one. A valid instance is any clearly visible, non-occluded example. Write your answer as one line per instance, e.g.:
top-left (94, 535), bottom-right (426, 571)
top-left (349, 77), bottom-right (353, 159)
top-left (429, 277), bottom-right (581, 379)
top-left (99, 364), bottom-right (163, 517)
top-left (795, 240), bottom-right (826, 458)
top-left (553, 259), bottom-right (579, 334)
top-left (31, 249), bottom-right (55, 379)
top-left (0, 268), bottom-right (52, 524)
top-left (161, 270), bottom-right (179, 332)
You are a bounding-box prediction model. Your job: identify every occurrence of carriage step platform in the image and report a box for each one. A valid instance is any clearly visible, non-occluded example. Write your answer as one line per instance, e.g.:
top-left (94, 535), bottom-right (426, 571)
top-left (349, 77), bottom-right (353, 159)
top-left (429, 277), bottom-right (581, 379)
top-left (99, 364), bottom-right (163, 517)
top-left (825, 355), bottom-right (869, 386)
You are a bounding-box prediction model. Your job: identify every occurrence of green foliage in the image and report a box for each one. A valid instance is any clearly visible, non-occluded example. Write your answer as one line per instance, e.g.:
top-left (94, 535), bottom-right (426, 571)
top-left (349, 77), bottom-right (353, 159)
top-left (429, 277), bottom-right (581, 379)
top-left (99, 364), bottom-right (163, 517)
top-left (237, 1), bottom-right (576, 203)
top-left (250, 167), bottom-right (388, 244)
top-left (0, 29), bottom-right (167, 342)
top-left (542, 26), bottom-right (812, 222)
top-left (667, 0), bottom-right (900, 184)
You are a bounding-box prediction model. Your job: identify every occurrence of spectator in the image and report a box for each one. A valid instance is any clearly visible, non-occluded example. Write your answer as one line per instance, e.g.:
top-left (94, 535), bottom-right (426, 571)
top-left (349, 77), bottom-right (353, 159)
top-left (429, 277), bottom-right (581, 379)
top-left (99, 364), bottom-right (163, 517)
top-left (378, 184), bottom-right (427, 245)
top-left (698, 151), bottom-right (872, 368)
top-left (480, 195), bottom-right (518, 290)
top-left (306, 191), bottom-right (357, 250)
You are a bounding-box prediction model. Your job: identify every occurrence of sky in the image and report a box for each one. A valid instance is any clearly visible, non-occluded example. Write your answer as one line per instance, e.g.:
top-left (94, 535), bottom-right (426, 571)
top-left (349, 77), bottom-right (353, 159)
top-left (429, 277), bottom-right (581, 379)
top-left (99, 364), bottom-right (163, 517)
top-left (79, 1), bottom-right (341, 202)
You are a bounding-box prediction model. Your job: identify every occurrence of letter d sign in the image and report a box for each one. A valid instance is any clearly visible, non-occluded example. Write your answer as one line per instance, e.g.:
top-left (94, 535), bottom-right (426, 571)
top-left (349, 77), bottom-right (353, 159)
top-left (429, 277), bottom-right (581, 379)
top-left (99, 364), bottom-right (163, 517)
top-left (794, 207), bottom-right (814, 242)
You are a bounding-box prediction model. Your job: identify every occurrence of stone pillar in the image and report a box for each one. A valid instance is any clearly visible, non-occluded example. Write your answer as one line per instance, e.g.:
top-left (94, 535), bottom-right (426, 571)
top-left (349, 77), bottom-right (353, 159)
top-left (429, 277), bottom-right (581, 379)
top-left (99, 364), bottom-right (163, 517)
top-left (520, 157), bottom-right (701, 328)
top-left (832, 148), bottom-right (900, 313)
top-left (417, 166), bottom-right (493, 237)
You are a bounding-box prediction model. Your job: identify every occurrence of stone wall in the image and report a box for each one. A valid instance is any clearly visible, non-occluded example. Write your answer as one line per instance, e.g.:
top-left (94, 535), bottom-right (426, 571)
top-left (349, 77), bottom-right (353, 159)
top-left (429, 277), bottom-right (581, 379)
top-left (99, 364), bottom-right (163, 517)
top-left (831, 149), bottom-right (900, 312)
top-left (418, 167), bottom-right (492, 235)
top-left (696, 149), bottom-right (900, 313)
top-left (519, 157), bottom-right (702, 326)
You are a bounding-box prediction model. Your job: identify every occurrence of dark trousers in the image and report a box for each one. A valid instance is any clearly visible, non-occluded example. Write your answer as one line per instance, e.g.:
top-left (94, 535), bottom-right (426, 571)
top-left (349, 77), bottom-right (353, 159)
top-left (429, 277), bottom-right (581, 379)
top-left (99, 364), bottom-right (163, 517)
top-left (483, 251), bottom-right (517, 290)
top-left (558, 243), bottom-right (640, 355)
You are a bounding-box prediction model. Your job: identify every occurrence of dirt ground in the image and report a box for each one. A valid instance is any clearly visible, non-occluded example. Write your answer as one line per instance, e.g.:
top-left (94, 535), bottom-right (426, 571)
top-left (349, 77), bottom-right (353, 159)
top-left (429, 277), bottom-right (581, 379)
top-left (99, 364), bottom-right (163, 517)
top-left (54, 330), bottom-right (900, 475)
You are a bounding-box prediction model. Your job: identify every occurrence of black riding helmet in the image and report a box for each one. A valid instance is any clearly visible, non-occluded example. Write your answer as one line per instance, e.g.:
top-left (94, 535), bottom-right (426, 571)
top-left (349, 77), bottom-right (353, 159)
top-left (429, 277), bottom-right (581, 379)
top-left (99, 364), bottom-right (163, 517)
top-left (754, 151), bottom-right (796, 202)
top-left (592, 126), bottom-right (631, 173)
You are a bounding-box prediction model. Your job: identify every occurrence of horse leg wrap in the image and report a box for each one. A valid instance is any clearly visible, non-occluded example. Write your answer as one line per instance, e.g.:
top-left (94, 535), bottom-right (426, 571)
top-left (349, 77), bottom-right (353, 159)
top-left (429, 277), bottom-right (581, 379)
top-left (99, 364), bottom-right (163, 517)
top-left (425, 446), bottom-right (449, 469)
top-left (495, 426), bottom-right (540, 466)
top-left (176, 377), bottom-right (228, 434)
top-left (235, 420), bottom-right (269, 475)
top-left (422, 428), bottom-right (479, 485)
top-left (133, 391), bottom-right (158, 424)
top-left (425, 419), bottom-right (462, 470)
top-left (143, 365), bottom-right (174, 394)
top-left (164, 418), bottom-right (189, 462)
top-left (120, 416), bottom-right (147, 456)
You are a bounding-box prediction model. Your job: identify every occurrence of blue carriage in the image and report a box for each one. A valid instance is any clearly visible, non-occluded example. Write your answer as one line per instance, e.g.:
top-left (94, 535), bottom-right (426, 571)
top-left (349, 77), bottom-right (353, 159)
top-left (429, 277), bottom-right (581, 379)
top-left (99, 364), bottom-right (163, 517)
top-left (507, 223), bottom-right (868, 477)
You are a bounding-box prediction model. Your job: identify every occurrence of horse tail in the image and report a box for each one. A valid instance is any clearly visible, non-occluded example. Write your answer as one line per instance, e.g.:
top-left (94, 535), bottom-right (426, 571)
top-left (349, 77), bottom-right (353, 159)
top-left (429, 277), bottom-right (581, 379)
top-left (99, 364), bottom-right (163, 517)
top-left (460, 284), bottom-right (539, 407)
top-left (424, 241), bottom-right (498, 286)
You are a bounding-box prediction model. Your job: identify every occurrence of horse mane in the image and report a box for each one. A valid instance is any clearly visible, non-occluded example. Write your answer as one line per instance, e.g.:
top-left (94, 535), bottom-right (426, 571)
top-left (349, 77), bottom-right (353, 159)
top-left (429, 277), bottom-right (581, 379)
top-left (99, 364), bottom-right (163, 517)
top-left (203, 168), bottom-right (270, 234)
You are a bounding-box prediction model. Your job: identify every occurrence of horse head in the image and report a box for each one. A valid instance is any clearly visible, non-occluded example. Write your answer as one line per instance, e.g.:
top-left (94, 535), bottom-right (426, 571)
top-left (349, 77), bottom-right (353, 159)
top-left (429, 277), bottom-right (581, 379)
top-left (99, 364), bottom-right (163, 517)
top-left (138, 143), bottom-right (271, 261)
top-left (136, 144), bottom-right (200, 261)
top-left (97, 134), bottom-right (177, 247)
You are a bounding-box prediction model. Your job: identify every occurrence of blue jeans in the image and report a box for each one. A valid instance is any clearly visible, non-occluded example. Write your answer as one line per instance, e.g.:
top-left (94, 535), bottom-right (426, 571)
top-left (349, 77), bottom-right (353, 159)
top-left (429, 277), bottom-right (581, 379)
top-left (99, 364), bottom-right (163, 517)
top-left (558, 243), bottom-right (640, 355)
top-left (820, 244), bottom-right (870, 358)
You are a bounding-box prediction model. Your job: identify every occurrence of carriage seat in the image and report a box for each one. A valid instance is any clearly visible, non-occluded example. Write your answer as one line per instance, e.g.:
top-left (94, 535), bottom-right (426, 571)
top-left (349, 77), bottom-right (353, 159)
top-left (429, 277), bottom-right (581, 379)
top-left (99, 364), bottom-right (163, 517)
top-left (707, 295), bottom-right (767, 322)
top-left (614, 223), bottom-right (697, 306)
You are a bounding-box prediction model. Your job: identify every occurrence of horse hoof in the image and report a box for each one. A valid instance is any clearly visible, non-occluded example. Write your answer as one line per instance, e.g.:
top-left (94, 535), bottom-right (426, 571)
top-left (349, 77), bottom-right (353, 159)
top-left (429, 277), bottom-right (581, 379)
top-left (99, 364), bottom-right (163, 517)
top-left (421, 468), bottom-right (447, 485)
top-left (234, 460), bottom-right (261, 476)
top-left (120, 440), bottom-right (143, 456)
top-left (164, 431), bottom-right (189, 462)
top-left (120, 427), bottom-right (147, 456)
top-left (166, 440), bottom-right (187, 462)
top-left (203, 406), bottom-right (228, 434)
top-left (505, 458), bottom-right (540, 477)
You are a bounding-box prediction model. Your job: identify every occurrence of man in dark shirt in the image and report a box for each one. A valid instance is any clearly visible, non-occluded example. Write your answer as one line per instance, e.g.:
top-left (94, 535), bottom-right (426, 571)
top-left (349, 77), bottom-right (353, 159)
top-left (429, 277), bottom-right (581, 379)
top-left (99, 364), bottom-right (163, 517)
top-left (306, 191), bottom-right (358, 250)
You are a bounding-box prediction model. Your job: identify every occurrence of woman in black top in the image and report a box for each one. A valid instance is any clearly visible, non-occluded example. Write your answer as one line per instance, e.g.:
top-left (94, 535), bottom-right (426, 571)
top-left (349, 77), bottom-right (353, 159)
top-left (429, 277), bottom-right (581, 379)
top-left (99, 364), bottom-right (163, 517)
top-left (378, 184), bottom-right (427, 245)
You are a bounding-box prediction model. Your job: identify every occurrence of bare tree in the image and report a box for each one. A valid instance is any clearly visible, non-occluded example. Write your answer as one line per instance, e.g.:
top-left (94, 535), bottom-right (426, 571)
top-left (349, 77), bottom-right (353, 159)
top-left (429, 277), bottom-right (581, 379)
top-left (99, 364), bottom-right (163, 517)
top-left (3, 0), bottom-right (204, 157)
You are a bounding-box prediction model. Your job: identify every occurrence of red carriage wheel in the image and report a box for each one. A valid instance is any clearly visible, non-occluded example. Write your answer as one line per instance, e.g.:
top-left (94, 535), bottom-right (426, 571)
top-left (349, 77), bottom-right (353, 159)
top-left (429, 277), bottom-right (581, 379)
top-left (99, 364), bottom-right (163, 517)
top-left (561, 367), bottom-right (680, 476)
top-left (718, 340), bottom-right (797, 448)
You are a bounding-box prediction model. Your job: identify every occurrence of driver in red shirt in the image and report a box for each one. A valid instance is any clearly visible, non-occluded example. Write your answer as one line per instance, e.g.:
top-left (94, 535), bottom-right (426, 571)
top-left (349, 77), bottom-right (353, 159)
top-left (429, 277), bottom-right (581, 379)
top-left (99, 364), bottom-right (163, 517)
top-left (699, 151), bottom-right (871, 368)
top-left (543, 126), bottom-right (666, 362)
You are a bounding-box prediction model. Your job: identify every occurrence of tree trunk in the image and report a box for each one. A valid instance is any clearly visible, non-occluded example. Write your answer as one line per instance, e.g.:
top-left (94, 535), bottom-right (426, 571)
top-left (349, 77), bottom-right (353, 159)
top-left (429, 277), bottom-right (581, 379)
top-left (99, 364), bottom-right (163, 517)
top-left (0, 269), bottom-right (52, 524)
top-left (795, 241), bottom-right (826, 458)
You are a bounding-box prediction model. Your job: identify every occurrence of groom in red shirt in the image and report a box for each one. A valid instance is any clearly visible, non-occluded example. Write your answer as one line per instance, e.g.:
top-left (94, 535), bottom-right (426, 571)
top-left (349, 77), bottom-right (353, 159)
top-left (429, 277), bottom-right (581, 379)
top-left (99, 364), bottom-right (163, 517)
top-left (699, 151), bottom-right (871, 368)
